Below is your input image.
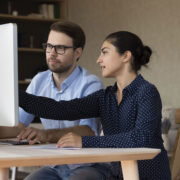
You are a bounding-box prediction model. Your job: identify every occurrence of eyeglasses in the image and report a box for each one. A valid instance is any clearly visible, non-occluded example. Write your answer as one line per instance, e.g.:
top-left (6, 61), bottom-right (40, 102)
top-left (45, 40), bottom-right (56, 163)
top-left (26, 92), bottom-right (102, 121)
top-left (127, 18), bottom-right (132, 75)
top-left (42, 43), bottom-right (75, 55)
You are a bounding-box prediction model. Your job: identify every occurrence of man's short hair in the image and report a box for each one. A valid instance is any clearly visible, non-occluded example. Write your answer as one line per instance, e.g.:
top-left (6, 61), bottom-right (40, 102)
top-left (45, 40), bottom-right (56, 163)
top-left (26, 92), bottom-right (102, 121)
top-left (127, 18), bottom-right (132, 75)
top-left (50, 21), bottom-right (86, 49)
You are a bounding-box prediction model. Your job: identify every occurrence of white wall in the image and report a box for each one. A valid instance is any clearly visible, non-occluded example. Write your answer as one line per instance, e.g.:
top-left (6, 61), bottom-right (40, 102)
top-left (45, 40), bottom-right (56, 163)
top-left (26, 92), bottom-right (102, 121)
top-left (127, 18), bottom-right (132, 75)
top-left (68, 0), bottom-right (180, 108)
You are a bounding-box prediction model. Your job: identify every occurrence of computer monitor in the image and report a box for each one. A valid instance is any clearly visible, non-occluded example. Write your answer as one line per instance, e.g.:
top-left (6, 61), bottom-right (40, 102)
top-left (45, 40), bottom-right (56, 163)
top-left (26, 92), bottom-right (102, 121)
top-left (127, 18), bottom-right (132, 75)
top-left (0, 23), bottom-right (19, 126)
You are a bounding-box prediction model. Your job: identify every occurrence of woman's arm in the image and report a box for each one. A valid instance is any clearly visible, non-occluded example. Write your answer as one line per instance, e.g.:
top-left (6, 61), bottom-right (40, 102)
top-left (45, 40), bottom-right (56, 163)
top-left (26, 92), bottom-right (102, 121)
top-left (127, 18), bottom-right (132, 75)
top-left (19, 90), bottom-right (102, 120)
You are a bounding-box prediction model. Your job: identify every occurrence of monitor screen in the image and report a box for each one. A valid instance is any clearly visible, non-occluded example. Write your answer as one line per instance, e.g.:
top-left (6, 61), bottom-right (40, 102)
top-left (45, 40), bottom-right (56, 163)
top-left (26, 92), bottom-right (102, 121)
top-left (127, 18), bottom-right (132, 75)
top-left (0, 23), bottom-right (19, 126)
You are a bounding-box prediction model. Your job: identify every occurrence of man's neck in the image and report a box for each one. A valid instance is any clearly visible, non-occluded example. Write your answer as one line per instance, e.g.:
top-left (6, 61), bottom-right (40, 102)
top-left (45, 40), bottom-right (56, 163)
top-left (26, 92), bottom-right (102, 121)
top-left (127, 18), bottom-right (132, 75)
top-left (52, 66), bottom-right (76, 90)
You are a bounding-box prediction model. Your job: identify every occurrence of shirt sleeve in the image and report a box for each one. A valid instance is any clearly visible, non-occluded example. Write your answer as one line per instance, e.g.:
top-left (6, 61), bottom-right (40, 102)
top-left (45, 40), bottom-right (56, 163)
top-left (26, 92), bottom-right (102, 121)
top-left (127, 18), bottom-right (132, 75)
top-left (82, 85), bottom-right (162, 148)
top-left (19, 77), bottom-right (38, 126)
top-left (19, 89), bottom-right (102, 122)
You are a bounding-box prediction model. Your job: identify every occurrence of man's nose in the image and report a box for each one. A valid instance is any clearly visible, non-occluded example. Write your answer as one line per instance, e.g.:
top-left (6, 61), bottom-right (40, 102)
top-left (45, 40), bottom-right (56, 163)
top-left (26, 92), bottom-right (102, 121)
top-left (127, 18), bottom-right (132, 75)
top-left (50, 47), bottom-right (57, 55)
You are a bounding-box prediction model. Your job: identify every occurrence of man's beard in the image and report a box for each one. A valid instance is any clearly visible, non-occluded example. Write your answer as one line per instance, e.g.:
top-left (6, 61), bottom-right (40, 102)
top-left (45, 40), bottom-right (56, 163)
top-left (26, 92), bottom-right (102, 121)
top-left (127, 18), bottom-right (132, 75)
top-left (47, 62), bottom-right (73, 74)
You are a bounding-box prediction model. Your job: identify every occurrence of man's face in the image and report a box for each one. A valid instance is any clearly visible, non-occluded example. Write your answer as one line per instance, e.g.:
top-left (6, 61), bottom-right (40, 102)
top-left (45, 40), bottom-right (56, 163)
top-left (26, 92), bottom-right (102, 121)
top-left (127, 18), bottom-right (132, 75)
top-left (46, 30), bottom-right (79, 74)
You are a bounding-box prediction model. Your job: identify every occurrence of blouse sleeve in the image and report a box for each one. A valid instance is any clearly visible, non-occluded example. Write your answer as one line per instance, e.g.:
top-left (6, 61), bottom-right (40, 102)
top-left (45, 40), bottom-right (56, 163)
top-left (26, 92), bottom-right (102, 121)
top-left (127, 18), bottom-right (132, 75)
top-left (82, 85), bottom-right (162, 148)
top-left (19, 90), bottom-right (102, 120)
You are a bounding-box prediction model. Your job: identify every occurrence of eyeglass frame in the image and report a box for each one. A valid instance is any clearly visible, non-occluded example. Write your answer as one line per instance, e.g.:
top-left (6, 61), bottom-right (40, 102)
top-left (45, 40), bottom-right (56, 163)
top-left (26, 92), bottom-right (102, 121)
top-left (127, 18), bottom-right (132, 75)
top-left (42, 43), bottom-right (76, 55)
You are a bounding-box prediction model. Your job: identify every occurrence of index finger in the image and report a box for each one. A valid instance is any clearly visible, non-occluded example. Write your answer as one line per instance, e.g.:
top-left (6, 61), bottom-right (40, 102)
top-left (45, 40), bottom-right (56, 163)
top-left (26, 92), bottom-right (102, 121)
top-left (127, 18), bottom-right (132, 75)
top-left (17, 128), bottom-right (27, 140)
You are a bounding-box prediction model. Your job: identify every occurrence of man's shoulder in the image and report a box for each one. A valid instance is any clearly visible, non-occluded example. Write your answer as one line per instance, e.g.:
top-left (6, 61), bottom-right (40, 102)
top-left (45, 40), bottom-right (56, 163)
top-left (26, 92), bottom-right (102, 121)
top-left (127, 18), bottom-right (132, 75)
top-left (32, 70), bottom-right (51, 82)
top-left (79, 66), bottom-right (102, 83)
top-left (73, 66), bottom-right (103, 95)
top-left (28, 70), bottom-right (51, 93)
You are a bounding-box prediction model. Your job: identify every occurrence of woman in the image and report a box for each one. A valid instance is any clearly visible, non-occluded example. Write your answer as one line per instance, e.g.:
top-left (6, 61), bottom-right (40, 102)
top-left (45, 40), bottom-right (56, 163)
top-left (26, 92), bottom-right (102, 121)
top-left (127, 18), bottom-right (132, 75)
top-left (19, 31), bottom-right (171, 179)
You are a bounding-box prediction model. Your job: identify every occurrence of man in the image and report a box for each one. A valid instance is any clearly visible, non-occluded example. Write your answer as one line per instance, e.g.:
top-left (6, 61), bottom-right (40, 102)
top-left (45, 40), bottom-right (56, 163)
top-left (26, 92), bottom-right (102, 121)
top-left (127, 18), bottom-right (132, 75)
top-left (0, 21), bottom-right (111, 180)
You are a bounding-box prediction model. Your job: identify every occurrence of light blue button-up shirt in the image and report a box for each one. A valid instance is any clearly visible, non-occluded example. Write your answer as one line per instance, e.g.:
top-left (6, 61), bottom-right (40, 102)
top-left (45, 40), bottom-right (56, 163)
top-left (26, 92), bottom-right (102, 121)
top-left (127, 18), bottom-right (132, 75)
top-left (19, 66), bottom-right (103, 136)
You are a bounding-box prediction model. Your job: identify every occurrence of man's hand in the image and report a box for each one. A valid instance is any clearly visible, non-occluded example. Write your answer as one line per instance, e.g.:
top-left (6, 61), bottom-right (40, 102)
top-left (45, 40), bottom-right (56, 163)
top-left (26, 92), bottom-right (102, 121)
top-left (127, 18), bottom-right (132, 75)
top-left (17, 127), bottom-right (48, 145)
top-left (56, 132), bottom-right (82, 148)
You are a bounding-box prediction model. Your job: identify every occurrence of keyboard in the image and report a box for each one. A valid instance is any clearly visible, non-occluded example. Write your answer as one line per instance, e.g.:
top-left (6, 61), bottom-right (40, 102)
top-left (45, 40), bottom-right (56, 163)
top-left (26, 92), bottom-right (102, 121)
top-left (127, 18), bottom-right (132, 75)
top-left (0, 139), bottom-right (30, 145)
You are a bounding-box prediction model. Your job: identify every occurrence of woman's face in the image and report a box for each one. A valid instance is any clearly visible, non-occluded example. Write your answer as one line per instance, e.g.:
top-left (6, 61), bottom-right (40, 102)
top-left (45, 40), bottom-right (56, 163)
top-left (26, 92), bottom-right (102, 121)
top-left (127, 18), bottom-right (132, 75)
top-left (97, 40), bottom-right (125, 78)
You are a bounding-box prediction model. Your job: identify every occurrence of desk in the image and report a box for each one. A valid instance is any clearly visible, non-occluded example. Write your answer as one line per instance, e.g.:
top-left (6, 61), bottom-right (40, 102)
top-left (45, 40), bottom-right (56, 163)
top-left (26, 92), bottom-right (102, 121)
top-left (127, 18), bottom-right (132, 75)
top-left (0, 144), bottom-right (160, 180)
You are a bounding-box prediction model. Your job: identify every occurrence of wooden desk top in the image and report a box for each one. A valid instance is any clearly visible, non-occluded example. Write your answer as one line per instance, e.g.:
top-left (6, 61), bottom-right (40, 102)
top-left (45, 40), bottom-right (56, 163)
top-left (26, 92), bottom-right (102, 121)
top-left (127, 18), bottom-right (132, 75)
top-left (0, 144), bottom-right (161, 168)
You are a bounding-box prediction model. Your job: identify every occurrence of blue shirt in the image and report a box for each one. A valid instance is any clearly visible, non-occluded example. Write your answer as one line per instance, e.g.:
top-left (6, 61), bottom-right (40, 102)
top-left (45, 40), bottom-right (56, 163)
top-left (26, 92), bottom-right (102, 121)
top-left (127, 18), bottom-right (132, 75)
top-left (19, 66), bottom-right (103, 136)
top-left (19, 74), bottom-right (171, 179)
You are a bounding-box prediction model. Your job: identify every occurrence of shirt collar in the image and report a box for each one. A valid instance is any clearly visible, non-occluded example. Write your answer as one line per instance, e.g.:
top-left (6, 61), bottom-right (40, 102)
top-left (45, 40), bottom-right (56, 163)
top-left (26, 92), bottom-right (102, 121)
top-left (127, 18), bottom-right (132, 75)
top-left (61, 66), bottom-right (80, 90)
top-left (124, 74), bottom-right (144, 94)
top-left (112, 74), bottom-right (144, 95)
top-left (48, 66), bottom-right (80, 91)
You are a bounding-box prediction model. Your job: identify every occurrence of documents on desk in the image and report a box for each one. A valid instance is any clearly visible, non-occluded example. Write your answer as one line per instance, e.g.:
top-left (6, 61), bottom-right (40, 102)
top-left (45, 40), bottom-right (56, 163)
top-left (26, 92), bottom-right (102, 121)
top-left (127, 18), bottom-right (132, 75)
top-left (27, 143), bottom-right (81, 150)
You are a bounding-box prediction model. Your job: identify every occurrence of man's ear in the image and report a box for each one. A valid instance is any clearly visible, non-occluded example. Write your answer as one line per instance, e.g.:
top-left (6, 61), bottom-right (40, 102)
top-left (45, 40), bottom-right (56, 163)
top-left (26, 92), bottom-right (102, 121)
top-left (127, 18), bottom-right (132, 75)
top-left (75, 48), bottom-right (83, 61)
top-left (122, 50), bottom-right (132, 63)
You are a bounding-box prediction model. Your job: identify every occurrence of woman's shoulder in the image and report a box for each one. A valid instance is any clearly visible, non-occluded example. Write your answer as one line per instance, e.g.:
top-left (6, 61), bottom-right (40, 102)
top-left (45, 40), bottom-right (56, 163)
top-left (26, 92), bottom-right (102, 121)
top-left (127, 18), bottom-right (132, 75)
top-left (137, 77), bottom-right (160, 99)
top-left (104, 85), bottom-right (115, 93)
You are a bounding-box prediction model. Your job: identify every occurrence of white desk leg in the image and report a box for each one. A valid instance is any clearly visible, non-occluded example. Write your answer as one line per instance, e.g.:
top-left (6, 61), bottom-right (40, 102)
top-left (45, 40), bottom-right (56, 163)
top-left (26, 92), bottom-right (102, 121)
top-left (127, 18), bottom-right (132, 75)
top-left (0, 168), bottom-right (9, 180)
top-left (121, 160), bottom-right (139, 180)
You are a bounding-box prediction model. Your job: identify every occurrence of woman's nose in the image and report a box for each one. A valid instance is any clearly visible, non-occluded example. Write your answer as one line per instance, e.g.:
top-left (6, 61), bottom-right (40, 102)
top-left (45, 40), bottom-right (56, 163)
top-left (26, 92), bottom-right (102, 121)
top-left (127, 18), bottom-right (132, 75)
top-left (96, 55), bottom-right (102, 64)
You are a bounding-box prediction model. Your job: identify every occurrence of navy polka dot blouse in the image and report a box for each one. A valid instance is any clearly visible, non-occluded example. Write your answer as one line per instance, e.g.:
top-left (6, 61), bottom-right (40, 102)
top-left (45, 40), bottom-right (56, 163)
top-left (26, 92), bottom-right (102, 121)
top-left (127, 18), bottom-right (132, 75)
top-left (19, 74), bottom-right (171, 180)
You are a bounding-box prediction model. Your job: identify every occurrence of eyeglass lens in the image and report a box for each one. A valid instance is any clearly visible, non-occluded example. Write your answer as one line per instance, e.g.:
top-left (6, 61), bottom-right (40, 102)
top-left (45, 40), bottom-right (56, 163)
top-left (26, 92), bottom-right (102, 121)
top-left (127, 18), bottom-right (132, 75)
top-left (43, 43), bottom-right (74, 55)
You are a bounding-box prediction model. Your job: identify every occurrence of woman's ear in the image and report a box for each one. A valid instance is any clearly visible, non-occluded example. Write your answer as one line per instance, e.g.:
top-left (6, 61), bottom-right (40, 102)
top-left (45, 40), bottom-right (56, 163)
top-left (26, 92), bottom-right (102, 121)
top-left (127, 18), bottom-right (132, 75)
top-left (75, 48), bottom-right (82, 61)
top-left (122, 50), bottom-right (132, 63)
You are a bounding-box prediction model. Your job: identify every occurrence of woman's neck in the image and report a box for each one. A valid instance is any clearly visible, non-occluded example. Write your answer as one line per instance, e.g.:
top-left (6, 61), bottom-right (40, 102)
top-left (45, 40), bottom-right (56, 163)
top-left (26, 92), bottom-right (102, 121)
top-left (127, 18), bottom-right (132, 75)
top-left (116, 72), bottom-right (137, 93)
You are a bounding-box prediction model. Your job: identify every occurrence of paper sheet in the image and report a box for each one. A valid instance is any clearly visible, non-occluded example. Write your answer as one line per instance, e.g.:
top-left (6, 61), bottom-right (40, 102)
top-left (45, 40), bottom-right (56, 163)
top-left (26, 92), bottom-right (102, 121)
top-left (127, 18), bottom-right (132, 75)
top-left (27, 144), bottom-right (81, 150)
